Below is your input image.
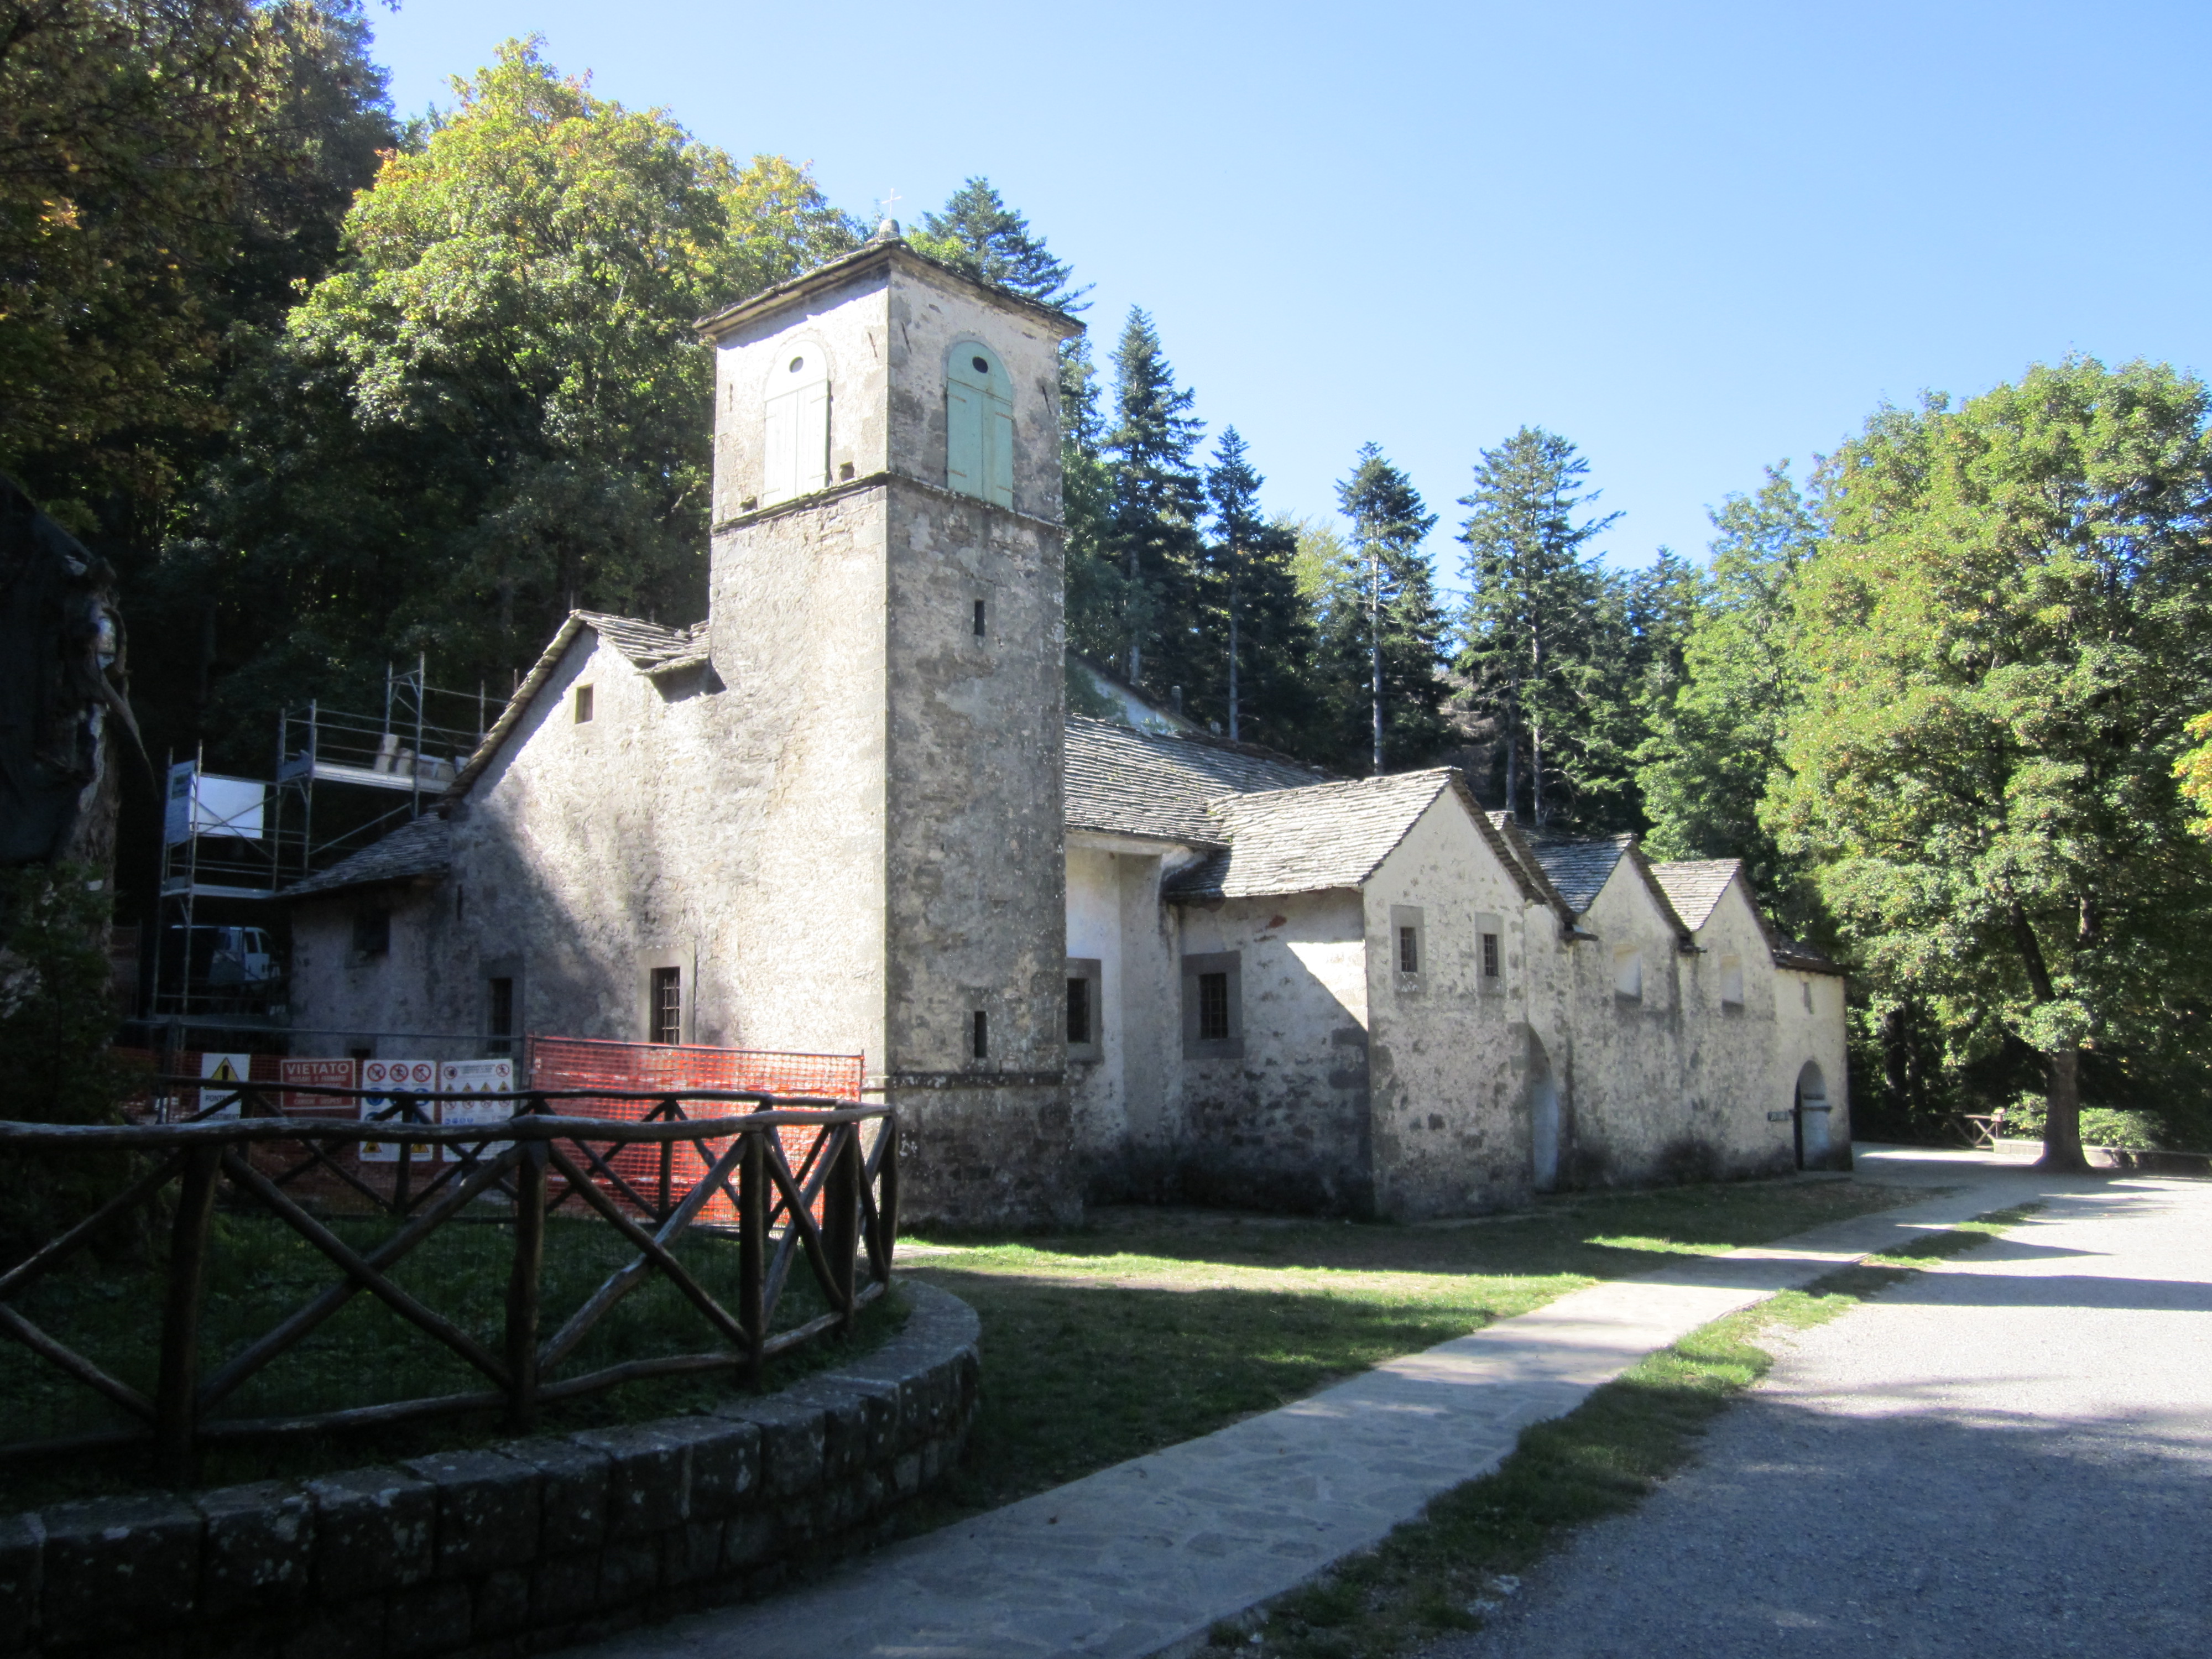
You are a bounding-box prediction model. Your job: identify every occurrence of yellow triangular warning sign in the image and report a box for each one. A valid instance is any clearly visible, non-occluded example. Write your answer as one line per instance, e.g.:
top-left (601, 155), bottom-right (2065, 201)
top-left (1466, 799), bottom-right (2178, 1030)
top-left (208, 1057), bottom-right (241, 1083)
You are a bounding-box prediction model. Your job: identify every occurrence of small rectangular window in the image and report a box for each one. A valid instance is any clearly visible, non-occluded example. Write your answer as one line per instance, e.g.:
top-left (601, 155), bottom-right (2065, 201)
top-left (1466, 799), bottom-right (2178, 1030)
top-left (649, 966), bottom-right (682, 1045)
top-left (574, 684), bottom-right (594, 723)
top-left (1615, 947), bottom-right (1643, 1000)
top-left (1066, 975), bottom-right (1091, 1045)
top-left (353, 907), bottom-right (389, 957)
top-left (1398, 926), bottom-right (1419, 974)
top-left (1182, 951), bottom-right (1243, 1058)
top-left (1066, 957), bottom-right (1103, 1062)
top-left (1389, 904), bottom-right (1425, 990)
top-left (973, 599), bottom-right (987, 639)
top-left (487, 976), bottom-right (515, 1055)
top-left (1481, 933), bottom-right (1501, 978)
top-left (971, 1009), bottom-right (989, 1060)
top-left (1197, 973), bottom-right (1230, 1041)
top-left (1720, 954), bottom-right (1745, 1007)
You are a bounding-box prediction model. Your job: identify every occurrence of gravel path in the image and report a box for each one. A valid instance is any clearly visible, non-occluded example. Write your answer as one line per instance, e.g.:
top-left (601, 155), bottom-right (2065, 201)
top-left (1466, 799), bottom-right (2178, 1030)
top-left (1426, 1175), bottom-right (2212, 1659)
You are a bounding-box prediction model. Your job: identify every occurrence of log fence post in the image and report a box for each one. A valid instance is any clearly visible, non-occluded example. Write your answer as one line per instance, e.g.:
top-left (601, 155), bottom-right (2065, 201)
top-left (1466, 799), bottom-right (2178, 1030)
top-left (825, 1125), bottom-right (859, 1331)
top-left (154, 1146), bottom-right (221, 1486)
top-left (505, 1140), bottom-right (547, 1431)
top-left (739, 1126), bottom-right (766, 1390)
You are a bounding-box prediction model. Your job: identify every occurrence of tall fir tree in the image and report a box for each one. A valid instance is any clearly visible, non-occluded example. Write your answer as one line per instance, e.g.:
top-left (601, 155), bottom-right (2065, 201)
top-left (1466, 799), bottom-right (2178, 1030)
top-left (1637, 463), bottom-right (1823, 898)
top-left (1322, 444), bottom-right (1447, 774)
top-left (912, 177), bottom-right (1088, 311)
top-left (1202, 429), bottom-right (1318, 749)
top-left (1104, 309), bottom-right (1206, 697)
top-left (1457, 427), bottom-right (1622, 827)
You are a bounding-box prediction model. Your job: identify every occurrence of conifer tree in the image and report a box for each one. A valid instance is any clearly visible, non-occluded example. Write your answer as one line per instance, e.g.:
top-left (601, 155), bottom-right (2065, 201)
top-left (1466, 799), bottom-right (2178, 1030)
top-left (913, 177), bottom-right (1088, 311)
top-left (1203, 429), bottom-right (1318, 748)
top-left (1104, 309), bottom-right (1206, 696)
top-left (1322, 444), bottom-right (1447, 774)
top-left (1457, 428), bottom-right (1621, 825)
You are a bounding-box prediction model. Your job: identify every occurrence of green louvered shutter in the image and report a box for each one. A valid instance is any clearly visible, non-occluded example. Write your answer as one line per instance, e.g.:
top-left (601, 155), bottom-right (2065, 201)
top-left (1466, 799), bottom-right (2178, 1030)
top-left (946, 343), bottom-right (1011, 505)
top-left (946, 379), bottom-right (981, 497)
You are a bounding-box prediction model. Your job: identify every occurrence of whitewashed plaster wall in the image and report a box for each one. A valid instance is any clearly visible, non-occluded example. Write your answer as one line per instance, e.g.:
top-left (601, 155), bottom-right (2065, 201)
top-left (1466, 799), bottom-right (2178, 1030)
top-left (1775, 966), bottom-right (1853, 1170)
top-left (1360, 793), bottom-right (1546, 1219)
top-left (1677, 881), bottom-right (1799, 1177)
top-left (1172, 888), bottom-right (1370, 1213)
top-left (288, 884), bottom-right (461, 1058)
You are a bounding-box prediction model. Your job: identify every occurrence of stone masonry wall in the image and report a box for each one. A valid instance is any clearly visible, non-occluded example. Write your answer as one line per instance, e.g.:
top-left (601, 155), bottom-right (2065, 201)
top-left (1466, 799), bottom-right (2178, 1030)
top-left (0, 1284), bottom-right (977, 1659)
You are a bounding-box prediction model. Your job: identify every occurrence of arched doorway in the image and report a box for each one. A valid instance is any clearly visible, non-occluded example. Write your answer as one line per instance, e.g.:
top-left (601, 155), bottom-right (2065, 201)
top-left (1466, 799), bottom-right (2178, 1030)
top-left (1794, 1060), bottom-right (1830, 1170)
top-left (1529, 1034), bottom-right (1562, 1192)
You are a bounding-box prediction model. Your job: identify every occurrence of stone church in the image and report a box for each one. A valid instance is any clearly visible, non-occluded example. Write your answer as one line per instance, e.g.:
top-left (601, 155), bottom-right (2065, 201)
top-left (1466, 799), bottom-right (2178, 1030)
top-left (282, 227), bottom-right (1850, 1225)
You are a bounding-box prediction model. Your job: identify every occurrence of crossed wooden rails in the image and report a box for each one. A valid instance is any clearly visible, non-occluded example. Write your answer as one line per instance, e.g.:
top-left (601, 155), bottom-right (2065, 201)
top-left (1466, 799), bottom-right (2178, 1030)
top-left (0, 1083), bottom-right (898, 1485)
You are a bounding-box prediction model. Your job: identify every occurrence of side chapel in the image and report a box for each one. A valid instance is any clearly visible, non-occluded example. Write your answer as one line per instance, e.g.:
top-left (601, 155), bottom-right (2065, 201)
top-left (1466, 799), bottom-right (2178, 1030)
top-left (282, 227), bottom-right (1850, 1225)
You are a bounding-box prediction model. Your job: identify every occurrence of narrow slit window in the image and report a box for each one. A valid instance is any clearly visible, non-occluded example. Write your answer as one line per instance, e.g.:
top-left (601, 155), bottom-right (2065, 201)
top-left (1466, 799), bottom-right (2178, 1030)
top-left (573, 685), bottom-right (594, 723)
top-left (487, 977), bottom-right (515, 1056)
top-left (973, 599), bottom-right (987, 639)
top-left (1066, 975), bottom-right (1091, 1045)
top-left (971, 1009), bottom-right (989, 1060)
top-left (1481, 932), bottom-right (1501, 979)
top-left (1397, 926), bottom-right (1420, 975)
top-left (649, 966), bottom-right (682, 1045)
top-left (1197, 972), bottom-right (1230, 1041)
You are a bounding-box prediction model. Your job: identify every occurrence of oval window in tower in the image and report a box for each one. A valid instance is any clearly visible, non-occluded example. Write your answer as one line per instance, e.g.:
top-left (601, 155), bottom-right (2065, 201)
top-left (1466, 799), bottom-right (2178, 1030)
top-left (945, 341), bottom-right (1014, 508)
top-left (761, 341), bottom-right (831, 507)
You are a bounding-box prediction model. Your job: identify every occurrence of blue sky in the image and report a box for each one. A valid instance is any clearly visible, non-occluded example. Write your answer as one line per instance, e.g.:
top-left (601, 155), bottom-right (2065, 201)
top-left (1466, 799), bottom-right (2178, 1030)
top-left (366, 1), bottom-right (2212, 590)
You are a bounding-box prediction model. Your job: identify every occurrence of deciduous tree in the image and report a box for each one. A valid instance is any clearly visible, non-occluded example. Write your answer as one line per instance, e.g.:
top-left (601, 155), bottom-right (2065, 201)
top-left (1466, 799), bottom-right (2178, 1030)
top-left (1768, 359), bottom-right (2212, 1171)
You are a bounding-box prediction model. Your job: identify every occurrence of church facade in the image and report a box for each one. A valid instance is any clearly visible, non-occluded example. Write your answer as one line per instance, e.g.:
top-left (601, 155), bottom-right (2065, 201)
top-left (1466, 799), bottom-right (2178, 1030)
top-left (281, 231), bottom-right (1850, 1225)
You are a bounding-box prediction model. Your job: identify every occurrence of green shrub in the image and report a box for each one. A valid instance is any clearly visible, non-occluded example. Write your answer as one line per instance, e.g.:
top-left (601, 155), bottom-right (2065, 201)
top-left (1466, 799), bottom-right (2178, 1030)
top-left (0, 864), bottom-right (144, 1264)
top-left (2002, 1097), bottom-right (2171, 1151)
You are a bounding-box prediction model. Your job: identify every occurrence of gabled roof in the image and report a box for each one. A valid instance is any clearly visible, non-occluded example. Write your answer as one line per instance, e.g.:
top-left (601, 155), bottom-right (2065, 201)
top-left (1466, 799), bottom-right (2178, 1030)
top-left (1647, 858), bottom-right (1741, 931)
top-left (1771, 934), bottom-right (1845, 976)
top-left (1166, 770), bottom-right (1459, 900)
top-left (280, 813), bottom-right (448, 901)
top-left (1527, 833), bottom-right (1637, 913)
top-left (447, 611), bottom-right (707, 800)
top-left (1065, 716), bottom-right (1328, 847)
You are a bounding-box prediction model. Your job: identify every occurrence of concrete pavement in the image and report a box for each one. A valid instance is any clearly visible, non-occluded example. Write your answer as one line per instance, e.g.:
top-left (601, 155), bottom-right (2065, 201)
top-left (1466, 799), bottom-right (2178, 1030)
top-left (575, 1149), bottom-right (2105, 1659)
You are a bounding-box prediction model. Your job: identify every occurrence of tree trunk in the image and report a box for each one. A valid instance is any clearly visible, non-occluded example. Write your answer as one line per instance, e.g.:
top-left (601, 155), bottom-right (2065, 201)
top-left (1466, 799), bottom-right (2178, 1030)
top-left (1369, 553), bottom-right (1383, 776)
top-left (1226, 575), bottom-right (1239, 743)
top-left (1531, 720), bottom-right (1546, 828)
top-left (1503, 687), bottom-right (1521, 823)
top-left (2036, 1046), bottom-right (2091, 1173)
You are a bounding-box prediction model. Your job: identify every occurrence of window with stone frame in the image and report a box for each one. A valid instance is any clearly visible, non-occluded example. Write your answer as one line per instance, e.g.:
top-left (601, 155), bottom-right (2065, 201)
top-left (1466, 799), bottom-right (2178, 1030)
top-left (1066, 958), bottom-right (1103, 1062)
top-left (1181, 951), bottom-right (1244, 1060)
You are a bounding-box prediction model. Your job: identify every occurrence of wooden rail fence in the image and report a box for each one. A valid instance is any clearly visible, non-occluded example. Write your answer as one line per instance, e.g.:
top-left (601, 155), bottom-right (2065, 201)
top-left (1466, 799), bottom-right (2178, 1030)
top-left (0, 1082), bottom-right (898, 1484)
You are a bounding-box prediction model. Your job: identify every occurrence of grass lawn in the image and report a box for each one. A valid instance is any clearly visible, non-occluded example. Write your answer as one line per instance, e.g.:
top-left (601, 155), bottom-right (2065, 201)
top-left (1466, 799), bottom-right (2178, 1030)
top-left (0, 1208), bottom-right (900, 1510)
top-left (896, 1175), bottom-right (1920, 1522)
top-left (1209, 1204), bottom-right (2037, 1659)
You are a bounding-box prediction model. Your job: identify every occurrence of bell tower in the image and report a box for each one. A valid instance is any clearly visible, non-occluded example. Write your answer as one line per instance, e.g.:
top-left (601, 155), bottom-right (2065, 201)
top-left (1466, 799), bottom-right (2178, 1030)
top-left (696, 228), bottom-right (1083, 1225)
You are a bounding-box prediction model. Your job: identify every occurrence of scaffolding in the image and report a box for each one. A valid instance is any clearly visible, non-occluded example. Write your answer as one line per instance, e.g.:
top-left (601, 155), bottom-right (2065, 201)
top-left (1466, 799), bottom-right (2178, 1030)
top-left (144, 656), bottom-right (505, 1031)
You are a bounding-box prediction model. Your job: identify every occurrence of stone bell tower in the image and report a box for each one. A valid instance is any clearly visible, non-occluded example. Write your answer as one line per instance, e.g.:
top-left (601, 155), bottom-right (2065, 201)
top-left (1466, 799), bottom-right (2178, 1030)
top-left (695, 227), bottom-right (1083, 1226)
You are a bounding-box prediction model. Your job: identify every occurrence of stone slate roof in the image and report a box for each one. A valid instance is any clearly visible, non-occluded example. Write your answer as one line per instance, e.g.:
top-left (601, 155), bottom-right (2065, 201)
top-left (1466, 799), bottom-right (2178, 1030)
top-left (1526, 833), bottom-right (1636, 914)
top-left (1167, 771), bottom-right (1460, 901)
top-left (577, 612), bottom-right (706, 675)
top-left (1065, 716), bottom-right (1328, 847)
top-left (1647, 859), bottom-right (1741, 931)
top-left (1771, 933), bottom-right (1846, 977)
top-left (281, 813), bottom-right (449, 900)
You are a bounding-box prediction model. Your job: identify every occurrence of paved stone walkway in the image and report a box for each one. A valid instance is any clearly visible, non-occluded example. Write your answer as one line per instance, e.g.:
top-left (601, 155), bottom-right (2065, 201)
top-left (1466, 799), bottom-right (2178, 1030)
top-left (1427, 1168), bottom-right (2212, 1659)
top-left (579, 1149), bottom-right (2098, 1659)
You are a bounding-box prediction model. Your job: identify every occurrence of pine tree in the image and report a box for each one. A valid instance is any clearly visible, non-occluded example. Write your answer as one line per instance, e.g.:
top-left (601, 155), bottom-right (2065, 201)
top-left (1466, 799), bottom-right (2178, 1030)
top-left (1202, 429), bottom-right (1318, 748)
top-left (1104, 309), bottom-right (1206, 697)
top-left (913, 177), bottom-right (1088, 311)
top-left (1324, 444), bottom-right (1447, 774)
top-left (1457, 428), bottom-right (1621, 826)
top-left (1060, 334), bottom-right (1124, 672)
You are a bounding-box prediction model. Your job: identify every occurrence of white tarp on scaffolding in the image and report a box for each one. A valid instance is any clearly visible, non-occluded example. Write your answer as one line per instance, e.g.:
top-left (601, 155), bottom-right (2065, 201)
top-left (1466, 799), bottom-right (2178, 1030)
top-left (164, 762), bottom-right (265, 843)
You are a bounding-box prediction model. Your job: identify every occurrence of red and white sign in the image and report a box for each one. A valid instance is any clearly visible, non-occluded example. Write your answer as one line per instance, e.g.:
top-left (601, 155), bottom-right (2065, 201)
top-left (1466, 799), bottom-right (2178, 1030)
top-left (439, 1058), bottom-right (516, 1161)
top-left (359, 1058), bottom-right (436, 1163)
top-left (280, 1056), bottom-right (356, 1113)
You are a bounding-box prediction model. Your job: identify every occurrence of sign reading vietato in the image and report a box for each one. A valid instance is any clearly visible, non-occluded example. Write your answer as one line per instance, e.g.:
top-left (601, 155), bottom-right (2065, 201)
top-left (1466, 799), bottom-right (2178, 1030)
top-left (280, 1056), bottom-right (356, 1112)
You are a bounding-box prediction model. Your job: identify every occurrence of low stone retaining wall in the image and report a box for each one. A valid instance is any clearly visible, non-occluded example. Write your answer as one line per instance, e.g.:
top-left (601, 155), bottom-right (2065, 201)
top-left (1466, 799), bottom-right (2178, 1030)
top-left (0, 1281), bottom-right (978, 1658)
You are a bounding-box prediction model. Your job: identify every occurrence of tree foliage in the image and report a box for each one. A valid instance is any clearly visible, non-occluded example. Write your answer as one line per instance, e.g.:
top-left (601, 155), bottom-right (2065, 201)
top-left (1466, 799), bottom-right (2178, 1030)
top-left (1637, 463), bottom-right (1822, 900)
top-left (1104, 309), bottom-right (1206, 696)
top-left (1767, 358), bottom-right (2212, 1168)
top-left (1321, 444), bottom-right (1447, 775)
top-left (1199, 428), bottom-right (1318, 750)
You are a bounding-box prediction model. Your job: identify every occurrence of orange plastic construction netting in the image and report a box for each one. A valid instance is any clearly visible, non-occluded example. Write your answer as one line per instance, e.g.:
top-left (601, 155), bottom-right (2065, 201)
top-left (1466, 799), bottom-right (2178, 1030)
top-left (525, 1036), bottom-right (864, 1223)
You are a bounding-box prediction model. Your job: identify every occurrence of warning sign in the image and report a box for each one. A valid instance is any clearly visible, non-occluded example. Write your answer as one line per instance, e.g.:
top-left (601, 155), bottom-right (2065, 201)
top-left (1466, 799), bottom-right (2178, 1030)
top-left (439, 1058), bottom-right (516, 1161)
top-left (280, 1056), bottom-right (357, 1112)
top-left (359, 1058), bottom-right (436, 1162)
top-left (198, 1052), bottom-right (252, 1119)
